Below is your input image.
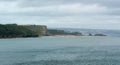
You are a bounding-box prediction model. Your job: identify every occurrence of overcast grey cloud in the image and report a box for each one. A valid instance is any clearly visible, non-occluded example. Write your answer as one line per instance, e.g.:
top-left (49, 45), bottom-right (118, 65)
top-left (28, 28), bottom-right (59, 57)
top-left (0, 0), bottom-right (120, 29)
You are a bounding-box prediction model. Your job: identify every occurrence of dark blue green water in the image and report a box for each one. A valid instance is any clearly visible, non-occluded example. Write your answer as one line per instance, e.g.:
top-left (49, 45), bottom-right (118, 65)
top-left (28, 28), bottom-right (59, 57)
top-left (0, 36), bottom-right (120, 65)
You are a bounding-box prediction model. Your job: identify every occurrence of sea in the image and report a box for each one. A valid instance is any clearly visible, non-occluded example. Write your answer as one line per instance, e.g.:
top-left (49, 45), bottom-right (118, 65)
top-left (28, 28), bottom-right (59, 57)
top-left (0, 36), bottom-right (120, 65)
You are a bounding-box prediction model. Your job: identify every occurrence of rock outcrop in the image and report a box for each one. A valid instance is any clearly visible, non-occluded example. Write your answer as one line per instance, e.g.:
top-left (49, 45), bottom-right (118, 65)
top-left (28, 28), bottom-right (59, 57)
top-left (94, 34), bottom-right (107, 36)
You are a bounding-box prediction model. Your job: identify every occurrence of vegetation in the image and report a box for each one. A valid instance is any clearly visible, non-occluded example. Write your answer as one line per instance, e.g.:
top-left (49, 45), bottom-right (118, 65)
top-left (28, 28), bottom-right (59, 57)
top-left (0, 24), bottom-right (44, 38)
top-left (21, 25), bottom-right (47, 36)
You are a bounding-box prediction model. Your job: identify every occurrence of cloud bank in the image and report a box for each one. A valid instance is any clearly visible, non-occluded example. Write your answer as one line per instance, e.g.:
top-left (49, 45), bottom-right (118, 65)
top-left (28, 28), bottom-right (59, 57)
top-left (0, 0), bottom-right (120, 29)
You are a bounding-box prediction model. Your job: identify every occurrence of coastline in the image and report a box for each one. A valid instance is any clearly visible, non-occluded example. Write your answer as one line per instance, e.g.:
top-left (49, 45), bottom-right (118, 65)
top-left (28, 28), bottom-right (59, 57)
top-left (0, 24), bottom-right (108, 39)
top-left (0, 35), bottom-right (108, 39)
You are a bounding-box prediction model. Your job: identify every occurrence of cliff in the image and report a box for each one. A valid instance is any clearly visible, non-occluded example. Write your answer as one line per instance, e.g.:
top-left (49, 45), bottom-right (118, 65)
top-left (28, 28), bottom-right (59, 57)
top-left (20, 25), bottom-right (47, 36)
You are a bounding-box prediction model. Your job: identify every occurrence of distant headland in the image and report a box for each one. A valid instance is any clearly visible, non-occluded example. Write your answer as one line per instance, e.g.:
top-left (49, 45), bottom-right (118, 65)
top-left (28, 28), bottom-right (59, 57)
top-left (46, 29), bottom-right (107, 36)
top-left (0, 24), bottom-right (107, 38)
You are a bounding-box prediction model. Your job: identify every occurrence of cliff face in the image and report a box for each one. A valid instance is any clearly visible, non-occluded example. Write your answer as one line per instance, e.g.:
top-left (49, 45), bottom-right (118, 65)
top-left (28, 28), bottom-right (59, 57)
top-left (21, 25), bottom-right (47, 36)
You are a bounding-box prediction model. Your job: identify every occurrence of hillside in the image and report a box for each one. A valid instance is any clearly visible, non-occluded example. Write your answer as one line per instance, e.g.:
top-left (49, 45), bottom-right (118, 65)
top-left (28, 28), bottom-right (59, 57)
top-left (20, 25), bottom-right (47, 36)
top-left (0, 24), bottom-right (47, 38)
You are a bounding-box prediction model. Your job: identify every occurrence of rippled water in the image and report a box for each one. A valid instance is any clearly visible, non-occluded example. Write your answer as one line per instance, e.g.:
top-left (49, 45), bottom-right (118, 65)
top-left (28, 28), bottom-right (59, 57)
top-left (0, 36), bottom-right (120, 65)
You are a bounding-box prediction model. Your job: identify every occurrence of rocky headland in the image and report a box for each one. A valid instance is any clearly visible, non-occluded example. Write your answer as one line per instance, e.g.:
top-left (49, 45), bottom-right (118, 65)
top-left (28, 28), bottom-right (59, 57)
top-left (0, 24), bottom-right (47, 38)
top-left (0, 24), bottom-right (107, 38)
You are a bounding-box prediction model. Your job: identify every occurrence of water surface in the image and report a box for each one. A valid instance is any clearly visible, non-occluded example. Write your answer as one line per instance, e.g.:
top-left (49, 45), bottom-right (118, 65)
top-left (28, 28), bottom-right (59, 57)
top-left (0, 36), bottom-right (120, 65)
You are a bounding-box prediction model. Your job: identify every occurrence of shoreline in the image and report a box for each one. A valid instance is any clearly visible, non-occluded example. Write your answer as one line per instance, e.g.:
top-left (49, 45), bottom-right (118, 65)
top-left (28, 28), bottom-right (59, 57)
top-left (0, 35), bottom-right (108, 39)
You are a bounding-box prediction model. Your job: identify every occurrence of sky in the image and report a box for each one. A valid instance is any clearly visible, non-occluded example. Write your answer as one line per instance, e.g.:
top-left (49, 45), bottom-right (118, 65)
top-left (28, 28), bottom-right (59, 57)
top-left (0, 0), bottom-right (120, 29)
